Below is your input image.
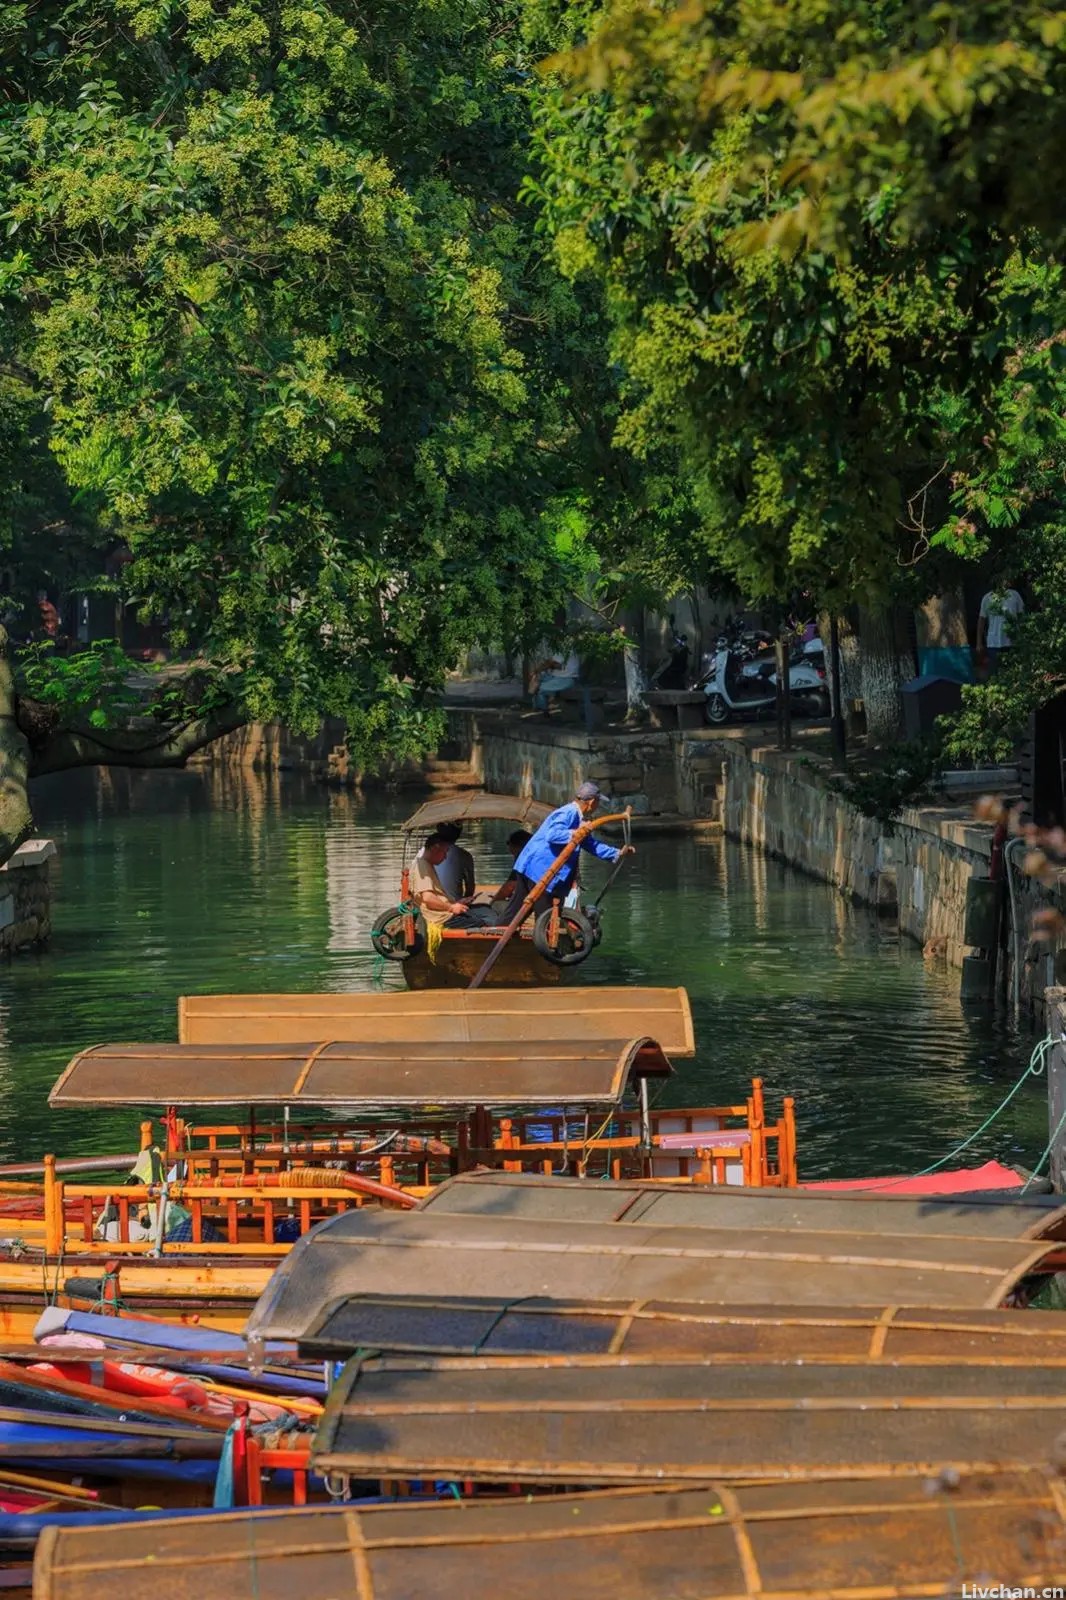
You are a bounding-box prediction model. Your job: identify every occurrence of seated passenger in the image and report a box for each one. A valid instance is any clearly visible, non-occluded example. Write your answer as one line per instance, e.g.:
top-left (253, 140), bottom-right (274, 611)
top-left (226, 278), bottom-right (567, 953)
top-left (410, 833), bottom-right (470, 926)
top-left (492, 829), bottom-right (532, 907)
top-left (410, 833), bottom-right (495, 928)
top-left (415, 821), bottom-right (474, 900)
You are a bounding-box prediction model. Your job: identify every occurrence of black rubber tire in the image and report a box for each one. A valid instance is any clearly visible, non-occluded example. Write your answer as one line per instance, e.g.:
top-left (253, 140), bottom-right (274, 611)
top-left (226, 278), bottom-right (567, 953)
top-left (704, 693), bottom-right (730, 726)
top-left (532, 906), bottom-right (596, 966)
top-left (371, 906), bottom-right (424, 961)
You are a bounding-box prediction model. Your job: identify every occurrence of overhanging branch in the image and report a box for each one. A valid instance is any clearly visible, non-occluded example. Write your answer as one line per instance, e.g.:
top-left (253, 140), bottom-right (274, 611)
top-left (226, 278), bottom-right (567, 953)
top-left (28, 704), bottom-right (247, 778)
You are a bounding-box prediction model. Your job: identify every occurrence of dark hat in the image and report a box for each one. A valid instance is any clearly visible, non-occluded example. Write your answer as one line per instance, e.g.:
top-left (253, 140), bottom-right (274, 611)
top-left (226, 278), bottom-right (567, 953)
top-left (576, 781), bottom-right (603, 801)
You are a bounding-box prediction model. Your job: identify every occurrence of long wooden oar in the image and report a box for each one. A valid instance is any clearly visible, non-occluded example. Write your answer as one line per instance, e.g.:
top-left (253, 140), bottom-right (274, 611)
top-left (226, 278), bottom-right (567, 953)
top-left (468, 807), bottom-right (631, 990)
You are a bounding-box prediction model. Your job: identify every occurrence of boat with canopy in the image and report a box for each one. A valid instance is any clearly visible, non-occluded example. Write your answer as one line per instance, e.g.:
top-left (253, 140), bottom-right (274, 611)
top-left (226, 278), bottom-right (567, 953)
top-left (370, 791), bottom-right (633, 988)
top-left (0, 988), bottom-right (796, 1335)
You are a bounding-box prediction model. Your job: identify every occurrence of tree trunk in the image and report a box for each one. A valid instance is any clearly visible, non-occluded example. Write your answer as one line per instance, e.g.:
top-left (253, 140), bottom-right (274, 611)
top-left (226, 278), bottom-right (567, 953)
top-left (621, 607), bottom-right (647, 724)
top-left (0, 630), bottom-right (33, 867)
top-left (0, 627), bottom-right (248, 870)
top-left (856, 604), bottom-right (908, 744)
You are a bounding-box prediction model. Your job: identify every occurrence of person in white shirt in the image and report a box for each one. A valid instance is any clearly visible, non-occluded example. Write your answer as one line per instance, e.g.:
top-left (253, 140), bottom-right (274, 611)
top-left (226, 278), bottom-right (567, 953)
top-left (533, 648), bottom-right (583, 713)
top-left (977, 586), bottom-right (1024, 673)
top-left (415, 821), bottom-right (474, 901)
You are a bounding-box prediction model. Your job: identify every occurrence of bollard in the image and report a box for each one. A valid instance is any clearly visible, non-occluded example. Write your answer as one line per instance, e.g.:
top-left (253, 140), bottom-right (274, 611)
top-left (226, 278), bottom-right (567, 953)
top-left (1046, 986), bottom-right (1066, 1193)
top-left (960, 954), bottom-right (994, 1003)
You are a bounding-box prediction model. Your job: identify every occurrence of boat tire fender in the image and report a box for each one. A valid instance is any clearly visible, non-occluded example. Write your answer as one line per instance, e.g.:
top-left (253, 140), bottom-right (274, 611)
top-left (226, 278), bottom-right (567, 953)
top-left (532, 906), bottom-right (596, 966)
top-left (371, 906), bottom-right (425, 960)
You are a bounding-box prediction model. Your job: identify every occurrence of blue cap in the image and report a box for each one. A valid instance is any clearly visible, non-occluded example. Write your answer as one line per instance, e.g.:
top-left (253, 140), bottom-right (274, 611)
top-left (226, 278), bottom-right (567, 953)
top-left (576, 781), bottom-right (602, 801)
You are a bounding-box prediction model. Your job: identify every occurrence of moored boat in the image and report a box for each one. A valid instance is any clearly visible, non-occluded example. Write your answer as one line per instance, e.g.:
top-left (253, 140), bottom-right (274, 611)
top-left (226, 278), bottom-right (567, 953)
top-left (0, 986), bottom-right (797, 1336)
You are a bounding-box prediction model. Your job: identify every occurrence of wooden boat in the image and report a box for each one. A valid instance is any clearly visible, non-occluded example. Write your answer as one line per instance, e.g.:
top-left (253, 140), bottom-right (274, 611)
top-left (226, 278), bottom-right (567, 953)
top-left (371, 792), bottom-right (630, 988)
top-left (32, 1468), bottom-right (1066, 1600)
top-left (0, 988), bottom-right (796, 1336)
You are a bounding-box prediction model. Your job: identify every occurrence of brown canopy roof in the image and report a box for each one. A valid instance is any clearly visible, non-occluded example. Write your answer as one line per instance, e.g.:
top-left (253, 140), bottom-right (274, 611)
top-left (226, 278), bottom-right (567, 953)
top-left (313, 1350), bottom-right (1066, 1484)
top-left (245, 1208), bottom-right (1063, 1346)
top-left (33, 1471), bottom-right (1066, 1600)
top-left (402, 792), bottom-right (552, 832)
top-left (49, 1037), bottom-right (672, 1110)
top-left (178, 986), bottom-right (695, 1056)
top-left (420, 1171), bottom-right (1066, 1241)
top-left (291, 1293), bottom-right (1066, 1363)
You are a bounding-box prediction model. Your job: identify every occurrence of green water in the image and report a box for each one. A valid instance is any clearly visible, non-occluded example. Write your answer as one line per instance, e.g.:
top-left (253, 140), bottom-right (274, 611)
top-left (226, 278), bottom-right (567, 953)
top-left (9, 766), bottom-right (1048, 1181)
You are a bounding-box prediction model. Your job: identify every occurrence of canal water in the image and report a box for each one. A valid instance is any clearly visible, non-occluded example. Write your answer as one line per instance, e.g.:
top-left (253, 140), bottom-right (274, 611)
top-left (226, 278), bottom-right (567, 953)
top-left (9, 766), bottom-right (1048, 1180)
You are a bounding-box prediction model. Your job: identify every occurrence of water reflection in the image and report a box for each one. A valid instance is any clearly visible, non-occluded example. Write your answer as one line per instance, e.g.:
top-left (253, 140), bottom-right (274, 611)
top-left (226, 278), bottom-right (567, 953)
top-left (13, 764), bottom-right (1046, 1180)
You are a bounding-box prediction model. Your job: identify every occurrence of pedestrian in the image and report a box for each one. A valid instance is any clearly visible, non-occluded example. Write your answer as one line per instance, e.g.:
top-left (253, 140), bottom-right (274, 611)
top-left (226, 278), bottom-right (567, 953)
top-left (976, 584), bottom-right (1024, 675)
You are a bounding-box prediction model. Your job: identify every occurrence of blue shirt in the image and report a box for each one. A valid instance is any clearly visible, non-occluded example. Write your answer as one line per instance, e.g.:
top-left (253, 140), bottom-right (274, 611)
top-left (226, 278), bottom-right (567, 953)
top-left (513, 802), bottom-right (620, 893)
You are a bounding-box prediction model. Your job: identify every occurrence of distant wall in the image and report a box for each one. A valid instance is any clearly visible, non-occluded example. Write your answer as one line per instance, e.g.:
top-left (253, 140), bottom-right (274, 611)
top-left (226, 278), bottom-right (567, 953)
top-left (0, 840), bottom-right (55, 953)
top-left (189, 721), bottom-right (425, 787)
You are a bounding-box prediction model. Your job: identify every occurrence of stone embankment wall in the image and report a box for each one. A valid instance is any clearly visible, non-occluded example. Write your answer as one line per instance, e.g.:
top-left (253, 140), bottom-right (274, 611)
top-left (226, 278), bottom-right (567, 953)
top-left (188, 720), bottom-right (425, 786)
top-left (0, 839), bottom-right (55, 953)
top-left (448, 709), bottom-right (1063, 1017)
top-left (713, 741), bottom-right (991, 966)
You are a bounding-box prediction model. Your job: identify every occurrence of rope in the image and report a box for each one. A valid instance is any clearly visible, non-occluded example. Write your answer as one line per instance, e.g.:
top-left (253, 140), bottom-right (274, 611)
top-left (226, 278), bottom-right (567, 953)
top-left (851, 1033), bottom-right (1059, 1193)
top-left (91, 1265), bottom-right (129, 1314)
top-left (471, 1297), bottom-right (535, 1354)
top-left (1020, 1099), bottom-right (1066, 1197)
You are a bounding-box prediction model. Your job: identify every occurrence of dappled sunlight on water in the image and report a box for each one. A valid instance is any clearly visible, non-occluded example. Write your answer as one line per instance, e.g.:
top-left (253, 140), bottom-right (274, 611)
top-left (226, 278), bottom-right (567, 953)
top-left (11, 766), bottom-right (1046, 1180)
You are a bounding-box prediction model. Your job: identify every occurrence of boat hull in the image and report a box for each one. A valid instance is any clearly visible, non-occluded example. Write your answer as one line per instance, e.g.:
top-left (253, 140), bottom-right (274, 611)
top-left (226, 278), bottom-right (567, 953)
top-left (0, 1254), bottom-right (269, 1341)
top-left (403, 937), bottom-right (569, 989)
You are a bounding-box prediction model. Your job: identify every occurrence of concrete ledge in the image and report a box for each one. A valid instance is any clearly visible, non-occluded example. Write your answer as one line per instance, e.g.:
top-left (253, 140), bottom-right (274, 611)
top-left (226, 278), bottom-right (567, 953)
top-left (1, 839), bottom-right (57, 871)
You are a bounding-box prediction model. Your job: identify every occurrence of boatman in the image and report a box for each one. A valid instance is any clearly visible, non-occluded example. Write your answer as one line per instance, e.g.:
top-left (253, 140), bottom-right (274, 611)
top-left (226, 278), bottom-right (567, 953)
top-left (507, 782), bottom-right (634, 919)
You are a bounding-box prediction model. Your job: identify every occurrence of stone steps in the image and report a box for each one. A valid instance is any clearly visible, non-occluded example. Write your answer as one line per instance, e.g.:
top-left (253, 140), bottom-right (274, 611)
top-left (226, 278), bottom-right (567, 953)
top-left (424, 757), bottom-right (479, 789)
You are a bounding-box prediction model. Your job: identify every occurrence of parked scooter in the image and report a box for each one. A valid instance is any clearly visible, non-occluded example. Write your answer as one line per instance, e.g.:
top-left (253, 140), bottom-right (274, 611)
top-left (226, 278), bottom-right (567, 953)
top-left (696, 638), bottom-right (829, 725)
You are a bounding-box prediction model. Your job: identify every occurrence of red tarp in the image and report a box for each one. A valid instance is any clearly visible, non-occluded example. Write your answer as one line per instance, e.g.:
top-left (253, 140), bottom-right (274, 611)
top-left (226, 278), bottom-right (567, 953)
top-left (802, 1160), bottom-right (1025, 1195)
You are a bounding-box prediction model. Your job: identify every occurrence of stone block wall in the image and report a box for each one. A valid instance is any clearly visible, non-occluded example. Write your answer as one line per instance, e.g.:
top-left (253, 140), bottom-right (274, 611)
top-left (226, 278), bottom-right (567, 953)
top-left (0, 839), bottom-right (55, 953)
top-left (189, 720), bottom-right (425, 787)
top-left (710, 739), bottom-right (994, 966)
top-left (446, 709), bottom-right (682, 814)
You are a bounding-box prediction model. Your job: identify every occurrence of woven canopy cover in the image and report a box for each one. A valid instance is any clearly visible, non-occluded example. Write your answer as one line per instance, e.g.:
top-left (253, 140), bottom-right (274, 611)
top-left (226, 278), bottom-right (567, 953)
top-left (177, 987), bottom-right (695, 1056)
top-left (402, 792), bottom-right (552, 832)
top-left (245, 1206), bottom-right (1064, 1346)
top-left (49, 1038), bottom-right (672, 1111)
top-left (32, 1472), bottom-right (1066, 1600)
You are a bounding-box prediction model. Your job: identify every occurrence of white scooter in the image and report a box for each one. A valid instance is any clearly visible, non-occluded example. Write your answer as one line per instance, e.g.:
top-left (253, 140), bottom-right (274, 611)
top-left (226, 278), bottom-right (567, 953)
top-left (697, 639), bottom-right (829, 726)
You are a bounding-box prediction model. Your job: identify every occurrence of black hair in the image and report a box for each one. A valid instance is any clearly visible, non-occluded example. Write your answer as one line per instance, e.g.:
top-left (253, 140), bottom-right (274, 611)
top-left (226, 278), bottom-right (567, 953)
top-left (424, 831), bottom-right (450, 849)
top-left (507, 829), bottom-right (532, 852)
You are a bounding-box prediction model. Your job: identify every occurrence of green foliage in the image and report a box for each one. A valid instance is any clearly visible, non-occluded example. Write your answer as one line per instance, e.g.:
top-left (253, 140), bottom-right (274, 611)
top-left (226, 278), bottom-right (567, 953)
top-left (931, 262), bottom-right (1066, 762)
top-left (0, 0), bottom-right (604, 765)
top-left (17, 641), bottom-right (144, 730)
top-left (825, 736), bottom-right (944, 831)
top-left (528, 1), bottom-right (1030, 617)
top-left (560, 1), bottom-right (1066, 263)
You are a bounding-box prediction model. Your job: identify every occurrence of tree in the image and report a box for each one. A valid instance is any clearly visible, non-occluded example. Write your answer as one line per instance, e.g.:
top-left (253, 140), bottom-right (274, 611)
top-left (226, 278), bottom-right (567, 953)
top-left (932, 264), bottom-right (1066, 762)
top-left (529, 0), bottom-right (1060, 740)
top-left (0, 0), bottom-right (598, 863)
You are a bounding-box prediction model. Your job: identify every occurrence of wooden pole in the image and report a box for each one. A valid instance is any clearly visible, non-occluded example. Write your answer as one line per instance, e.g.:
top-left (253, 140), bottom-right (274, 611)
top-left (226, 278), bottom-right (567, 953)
top-left (467, 808), bottom-right (631, 990)
top-left (830, 613), bottom-right (846, 767)
top-left (43, 1155), bottom-right (61, 1259)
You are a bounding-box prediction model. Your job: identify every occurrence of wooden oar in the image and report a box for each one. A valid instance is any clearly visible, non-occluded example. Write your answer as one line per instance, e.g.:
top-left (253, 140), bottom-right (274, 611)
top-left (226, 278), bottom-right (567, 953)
top-left (468, 808), bottom-right (631, 990)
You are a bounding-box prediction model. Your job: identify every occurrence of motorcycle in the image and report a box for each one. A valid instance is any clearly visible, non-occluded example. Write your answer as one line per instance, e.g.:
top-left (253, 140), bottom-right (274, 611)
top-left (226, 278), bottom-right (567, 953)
top-left (696, 638), bottom-right (830, 726)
